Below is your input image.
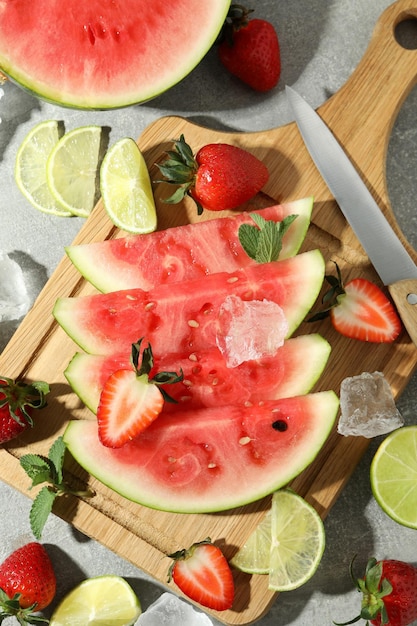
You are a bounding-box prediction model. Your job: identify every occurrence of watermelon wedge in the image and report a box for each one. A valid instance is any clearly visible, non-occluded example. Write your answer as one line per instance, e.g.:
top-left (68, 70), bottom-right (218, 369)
top-left (63, 391), bottom-right (339, 512)
top-left (66, 197), bottom-right (313, 292)
top-left (53, 249), bottom-right (325, 356)
top-left (0, 1), bottom-right (231, 109)
top-left (64, 334), bottom-right (331, 413)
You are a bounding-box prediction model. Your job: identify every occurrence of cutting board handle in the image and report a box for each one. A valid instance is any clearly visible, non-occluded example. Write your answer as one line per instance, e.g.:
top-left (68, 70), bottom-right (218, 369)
top-left (319, 0), bottom-right (417, 214)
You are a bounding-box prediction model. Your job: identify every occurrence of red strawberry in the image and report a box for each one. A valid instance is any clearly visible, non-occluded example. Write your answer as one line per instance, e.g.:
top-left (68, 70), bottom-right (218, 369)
top-left (168, 538), bottom-right (234, 611)
top-left (0, 376), bottom-right (49, 444)
top-left (0, 542), bottom-right (56, 622)
top-left (218, 4), bottom-right (281, 92)
top-left (156, 134), bottom-right (269, 214)
top-left (97, 339), bottom-right (183, 448)
top-left (335, 557), bottom-right (417, 626)
top-left (309, 263), bottom-right (401, 343)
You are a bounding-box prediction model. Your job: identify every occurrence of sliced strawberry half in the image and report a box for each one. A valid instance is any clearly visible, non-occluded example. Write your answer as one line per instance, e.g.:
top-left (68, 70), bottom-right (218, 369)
top-left (168, 538), bottom-right (234, 611)
top-left (309, 262), bottom-right (402, 343)
top-left (97, 338), bottom-right (183, 448)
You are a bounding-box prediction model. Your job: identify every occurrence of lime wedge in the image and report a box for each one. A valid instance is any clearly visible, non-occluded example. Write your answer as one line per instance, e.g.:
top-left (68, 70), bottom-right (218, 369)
top-left (47, 125), bottom-right (102, 217)
top-left (100, 137), bottom-right (157, 234)
top-left (230, 510), bottom-right (271, 574)
top-left (268, 489), bottom-right (325, 592)
top-left (370, 425), bottom-right (417, 529)
top-left (231, 489), bottom-right (325, 591)
top-left (49, 575), bottom-right (141, 626)
top-left (15, 120), bottom-right (72, 216)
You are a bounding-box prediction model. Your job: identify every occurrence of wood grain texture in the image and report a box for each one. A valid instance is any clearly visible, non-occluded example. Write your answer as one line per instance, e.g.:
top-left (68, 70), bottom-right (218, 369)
top-left (1, 1), bottom-right (417, 624)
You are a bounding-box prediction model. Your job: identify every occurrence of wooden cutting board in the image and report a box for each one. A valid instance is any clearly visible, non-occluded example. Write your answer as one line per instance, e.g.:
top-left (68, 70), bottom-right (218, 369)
top-left (1, 1), bottom-right (417, 623)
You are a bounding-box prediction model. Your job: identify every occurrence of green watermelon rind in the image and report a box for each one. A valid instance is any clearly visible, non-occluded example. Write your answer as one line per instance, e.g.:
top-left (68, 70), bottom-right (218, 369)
top-left (64, 333), bottom-right (331, 414)
top-left (53, 249), bottom-right (326, 355)
top-left (65, 197), bottom-right (313, 293)
top-left (63, 391), bottom-right (339, 513)
top-left (0, 1), bottom-right (231, 109)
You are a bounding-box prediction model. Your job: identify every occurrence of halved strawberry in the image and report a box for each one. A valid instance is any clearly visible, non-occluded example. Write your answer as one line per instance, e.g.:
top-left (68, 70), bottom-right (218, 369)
top-left (168, 538), bottom-right (234, 611)
top-left (309, 262), bottom-right (402, 343)
top-left (97, 339), bottom-right (183, 448)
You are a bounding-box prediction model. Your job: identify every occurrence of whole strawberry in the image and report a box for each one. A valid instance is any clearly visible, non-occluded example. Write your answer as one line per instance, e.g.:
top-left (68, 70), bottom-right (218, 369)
top-left (0, 376), bottom-right (49, 444)
top-left (156, 134), bottom-right (269, 214)
top-left (218, 4), bottom-right (281, 92)
top-left (0, 542), bottom-right (56, 623)
top-left (335, 557), bottom-right (417, 626)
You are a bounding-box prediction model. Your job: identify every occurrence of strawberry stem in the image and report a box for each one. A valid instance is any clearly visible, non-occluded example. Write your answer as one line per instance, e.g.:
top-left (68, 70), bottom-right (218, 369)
top-left (131, 339), bottom-right (184, 403)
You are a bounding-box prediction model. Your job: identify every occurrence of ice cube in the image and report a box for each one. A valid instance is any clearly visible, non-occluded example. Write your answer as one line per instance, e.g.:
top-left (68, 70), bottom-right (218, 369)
top-left (216, 295), bottom-right (289, 368)
top-left (137, 592), bottom-right (214, 625)
top-left (338, 371), bottom-right (404, 438)
top-left (0, 253), bottom-right (31, 321)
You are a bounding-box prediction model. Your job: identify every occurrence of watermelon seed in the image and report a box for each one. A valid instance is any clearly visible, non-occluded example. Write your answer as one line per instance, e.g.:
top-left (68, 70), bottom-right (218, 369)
top-left (188, 320), bottom-right (199, 328)
top-left (227, 276), bottom-right (239, 283)
top-left (239, 436), bottom-right (251, 446)
top-left (183, 379), bottom-right (192, 387)
top-left (188, 353), bottom-right (198, 362)
top-left (145, 302), bottom-right (155, 311)
top-left (272, 420), bottom-right (288, 432)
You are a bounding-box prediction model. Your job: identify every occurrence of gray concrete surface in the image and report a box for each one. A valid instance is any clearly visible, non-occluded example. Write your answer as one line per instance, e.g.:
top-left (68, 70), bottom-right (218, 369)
top-left (1, 1), bottom-right (417, 624)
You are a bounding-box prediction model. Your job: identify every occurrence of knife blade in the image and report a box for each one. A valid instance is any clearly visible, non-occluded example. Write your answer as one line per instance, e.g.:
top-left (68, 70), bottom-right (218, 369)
top-left (286, 85), bottom-right (417, 347)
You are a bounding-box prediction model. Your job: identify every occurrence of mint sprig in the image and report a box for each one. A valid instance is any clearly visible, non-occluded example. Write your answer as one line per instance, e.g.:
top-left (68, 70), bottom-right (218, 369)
top-left (20, 436), bottom-right (94, 539)
top-left (238, 213), bottom-right (298, 263)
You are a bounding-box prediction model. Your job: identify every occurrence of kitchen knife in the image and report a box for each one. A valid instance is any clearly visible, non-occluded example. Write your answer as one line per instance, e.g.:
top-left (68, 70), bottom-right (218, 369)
top-left (286, 85), bottom-right (417, 347)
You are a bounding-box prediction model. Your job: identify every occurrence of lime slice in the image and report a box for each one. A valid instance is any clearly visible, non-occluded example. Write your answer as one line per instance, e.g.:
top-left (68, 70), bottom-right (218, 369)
top-left (15, 120), bottom-right (72, 216)
top-left (370, 425), bottom-right (417, 529)
top-left (268, 489), bottom-right (325, 592)
top-left (49, 575), bottom-right (141, 626)
top-left (47, 125), bottom-right (102, 217)
top-left (230, 510), bottom-right (272, 574)
top-left (100, 137), bottom-right (157, 234)
top-left (231, 490), bottom-right (325, 591)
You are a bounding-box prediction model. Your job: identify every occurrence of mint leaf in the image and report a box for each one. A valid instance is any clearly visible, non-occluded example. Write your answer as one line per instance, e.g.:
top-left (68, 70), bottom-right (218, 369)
top-left (239, 213), bottom-right (298, 263)
top-left (29, 486), bottom-right (57, 540)
top-left (238, 223), bottom-right (260, 260)
top-left (256, 219), bottom-right (283, 264)
top-left (20, 454), bottom-right (54, 488)
top-left (20, 436), bottom-right (94, 539)
top-left (48, 435), bottom-right (66, 484)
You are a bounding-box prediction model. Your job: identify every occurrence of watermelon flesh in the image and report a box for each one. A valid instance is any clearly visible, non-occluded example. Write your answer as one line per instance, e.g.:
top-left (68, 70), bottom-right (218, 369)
top-left (66, 197), bottom-right (313, 292)
top-left (64, 334), bottom-right (331, 414)
top-left (0, 0), bottom-right (230, 109)
top-left (64, 391), bottom-right (339, 513)
top-left (53, 249), bottom-right (325, 356)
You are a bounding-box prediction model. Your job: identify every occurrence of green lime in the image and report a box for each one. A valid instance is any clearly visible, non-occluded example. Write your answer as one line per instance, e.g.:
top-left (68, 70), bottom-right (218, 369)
top-left (231, 489), bottom-right (325, 591)
top-left (268, 489), bottom-right (325, 592)
top-left (14, 120), bottom-right (71, 216)
top-left (370, 425), bottom-right (417, 529)
top-left (100, 137), bottom-right (157, 234)
top-left (49, 575), bottom-right (141, 626)
top-left (46, 125), bottom-right (102, 217)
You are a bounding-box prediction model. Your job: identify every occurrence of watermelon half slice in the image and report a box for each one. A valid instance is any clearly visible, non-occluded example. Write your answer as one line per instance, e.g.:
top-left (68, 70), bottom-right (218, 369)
top-left (64, 392), bottom-right (339, 512)
top-left (66, 197), bottom-right (313, 292)
top-left (53, 249), bottom-right (325, 356)
top-left (0, 0), bottom-right (231, 109)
